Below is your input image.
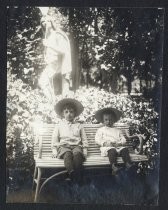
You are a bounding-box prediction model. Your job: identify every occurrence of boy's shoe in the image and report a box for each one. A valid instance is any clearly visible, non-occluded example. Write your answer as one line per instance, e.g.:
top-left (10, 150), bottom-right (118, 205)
top-left (65, 170), bottom-right (74, 182)
top-left (111, 165), bottom-right (122, 176)
top-left (125, 162), bottom-right (133, 171)
top-left (65, 177), bottom-right (71, 183)
top-left (65, 173), bottom-right (71, 182)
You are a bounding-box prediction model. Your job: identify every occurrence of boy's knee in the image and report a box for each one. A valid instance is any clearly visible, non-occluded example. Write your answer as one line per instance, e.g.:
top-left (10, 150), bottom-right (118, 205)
top-left (73, 152), bottom-right (84, 160)
top-left (64, 151), bottom-right (73, 159)
top-left (108, 148), bottom-right (117, 155)
top-left (120, 148), bottom-right (129, 156)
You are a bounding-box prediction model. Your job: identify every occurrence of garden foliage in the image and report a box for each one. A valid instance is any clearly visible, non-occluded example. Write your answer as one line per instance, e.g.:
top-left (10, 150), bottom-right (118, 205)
top-left (7, 79), bottom-right (159, 172)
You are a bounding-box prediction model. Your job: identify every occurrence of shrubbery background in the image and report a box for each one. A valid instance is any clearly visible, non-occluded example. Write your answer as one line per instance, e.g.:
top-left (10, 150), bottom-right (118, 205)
top-left (7, 81), bottom-right (159, 173)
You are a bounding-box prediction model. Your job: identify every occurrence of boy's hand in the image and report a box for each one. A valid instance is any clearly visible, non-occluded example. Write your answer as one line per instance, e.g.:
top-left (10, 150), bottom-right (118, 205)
top-left (52, 148), bottom-right (58, 158)
top-left (83, 148), bottom-right (88, 157)
top-left (103, 141), bottom-right (114, 147)
top-left (110, 142), bottom-right (117, 147)
top-left (116, 142), bottom-right (124, 146)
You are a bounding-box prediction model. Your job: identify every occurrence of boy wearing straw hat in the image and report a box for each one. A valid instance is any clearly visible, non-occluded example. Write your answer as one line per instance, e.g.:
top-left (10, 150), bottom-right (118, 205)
top-left (51, 98), bottom-right (88, 182)
top-left (95, 108), bottom-right (132, 175)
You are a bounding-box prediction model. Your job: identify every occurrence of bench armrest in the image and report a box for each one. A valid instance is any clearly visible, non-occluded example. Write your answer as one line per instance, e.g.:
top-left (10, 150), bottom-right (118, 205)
top-left (125, 130), bottom-right (144, 154)
top-left (132, 135), bottom-right (144, 155)
top-left (34, 135), bottom-right (43, 158)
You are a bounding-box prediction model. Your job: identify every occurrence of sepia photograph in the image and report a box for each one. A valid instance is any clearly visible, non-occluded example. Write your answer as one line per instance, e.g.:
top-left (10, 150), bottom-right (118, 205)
top-left (6, 6), bottom-right (164, 204)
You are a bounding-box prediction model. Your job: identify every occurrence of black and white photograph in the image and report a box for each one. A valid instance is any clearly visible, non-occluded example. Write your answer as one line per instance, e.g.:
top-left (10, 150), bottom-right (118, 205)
top-left (6, 6), bottom-right (164, 204)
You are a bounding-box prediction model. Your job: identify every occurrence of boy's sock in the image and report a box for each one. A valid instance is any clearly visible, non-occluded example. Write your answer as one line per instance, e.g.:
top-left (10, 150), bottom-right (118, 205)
top-left (68, 170), bottom-right (75, 181)
top-left (64, 151), bottom-right (74, 175)
top-left (120, 148), bottom-right (132, 169)
top-left (73, 152), bottom-right (84, 170)
top-left (73, 152), bottom-right (84, 185)
top-left (108, 148), bottom-right (122, 175)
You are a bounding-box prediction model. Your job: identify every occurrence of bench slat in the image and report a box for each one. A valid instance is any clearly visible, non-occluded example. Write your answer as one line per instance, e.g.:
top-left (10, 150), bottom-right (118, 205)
top-left (35, 154), bottom-right (148, 168)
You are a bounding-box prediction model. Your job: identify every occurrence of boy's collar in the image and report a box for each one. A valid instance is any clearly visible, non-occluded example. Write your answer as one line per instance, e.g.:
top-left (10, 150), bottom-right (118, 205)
top-left (62, 119), bottom-right (74, 124)
top-left (104, 125), bottom-right (114, 128)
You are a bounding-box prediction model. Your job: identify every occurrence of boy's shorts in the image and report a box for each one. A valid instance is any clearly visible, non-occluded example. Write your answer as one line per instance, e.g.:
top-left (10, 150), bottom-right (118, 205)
top-left (57, 145), bottom-right (84, 159)
top-left (100, 146), bottom-right (127, 157)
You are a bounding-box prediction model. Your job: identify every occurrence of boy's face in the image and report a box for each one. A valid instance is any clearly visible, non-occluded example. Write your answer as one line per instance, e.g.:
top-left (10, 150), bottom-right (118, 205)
top-left (103, 113), bottom-right (115, 127)
top-left (62, 105), bottom-right (76, 122)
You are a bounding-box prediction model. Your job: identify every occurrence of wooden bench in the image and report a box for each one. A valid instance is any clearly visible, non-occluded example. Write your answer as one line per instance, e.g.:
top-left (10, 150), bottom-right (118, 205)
top-left (32, 123), bottom-right (148, 202)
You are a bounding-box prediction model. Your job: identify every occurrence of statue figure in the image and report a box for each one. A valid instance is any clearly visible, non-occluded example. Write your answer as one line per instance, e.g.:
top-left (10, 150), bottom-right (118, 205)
top-left (39, 8), bottom-right (72, 100)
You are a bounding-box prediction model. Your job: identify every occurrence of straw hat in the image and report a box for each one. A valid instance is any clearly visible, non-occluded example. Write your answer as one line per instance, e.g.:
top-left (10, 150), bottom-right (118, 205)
top-left (95, 107), bottom-right (122, 123)
top-left (55, 98), bottom-right (84, 117)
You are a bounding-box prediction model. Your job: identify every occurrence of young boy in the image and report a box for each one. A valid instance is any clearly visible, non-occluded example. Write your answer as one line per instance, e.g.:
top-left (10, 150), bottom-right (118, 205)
top-left (51, 98), bottom-right (88, 181)
top-left (95, 108), bottom-right (132, 175)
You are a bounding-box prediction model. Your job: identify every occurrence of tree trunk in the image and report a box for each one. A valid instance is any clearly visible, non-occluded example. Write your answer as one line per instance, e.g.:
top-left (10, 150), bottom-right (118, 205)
top-left (69, 9), bottom-right (80, 91)
top-left (110, 70), bottom-right (118, 94)
top-left (70, 35), bottom-right (80, 90)
top-left (127, 76), bottom-right (132, 95)
top-left (126, 70), bottom-right (132, 95)
top-left (140, 77), bottom-right (142, 92)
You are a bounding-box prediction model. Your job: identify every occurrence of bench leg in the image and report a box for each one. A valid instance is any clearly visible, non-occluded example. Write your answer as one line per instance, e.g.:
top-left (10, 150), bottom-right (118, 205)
top-left (39, 170), bottom-right (67, 196)
top-left (34, 168), bottom-right (42, 203)
top-left (32, 166), bottom-right (37, 191)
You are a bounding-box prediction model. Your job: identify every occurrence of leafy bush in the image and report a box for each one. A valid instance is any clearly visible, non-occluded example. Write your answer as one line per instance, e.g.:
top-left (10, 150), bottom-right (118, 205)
top-left (7, 70), bottom-right (52, 170)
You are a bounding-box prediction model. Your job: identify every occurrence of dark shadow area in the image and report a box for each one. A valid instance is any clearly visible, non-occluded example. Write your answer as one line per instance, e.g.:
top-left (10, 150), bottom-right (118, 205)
top-left (6, 167), bottom-right (159, 205)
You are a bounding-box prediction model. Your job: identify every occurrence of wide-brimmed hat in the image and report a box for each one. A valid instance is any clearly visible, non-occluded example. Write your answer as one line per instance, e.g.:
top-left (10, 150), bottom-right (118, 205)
top-left (55, 98), bottom-right (84, 117)
top-left (95, 107), bottom-right (122, 123)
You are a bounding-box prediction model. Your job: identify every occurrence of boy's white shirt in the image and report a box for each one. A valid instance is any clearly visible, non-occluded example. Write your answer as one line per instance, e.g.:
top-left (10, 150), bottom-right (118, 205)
top-left (95, 126), bottom-right (127, 157)
top-left (51, 119), bottom-right (88, 150)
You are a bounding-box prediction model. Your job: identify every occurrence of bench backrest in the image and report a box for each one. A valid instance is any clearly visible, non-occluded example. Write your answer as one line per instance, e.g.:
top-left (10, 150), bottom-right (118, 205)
top-left (34, 123), bottom-right (133, 158)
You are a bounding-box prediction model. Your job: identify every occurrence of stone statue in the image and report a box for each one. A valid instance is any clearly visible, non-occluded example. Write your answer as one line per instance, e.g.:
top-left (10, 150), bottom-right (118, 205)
top-left (39, 8), bottom-right (72, 100)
